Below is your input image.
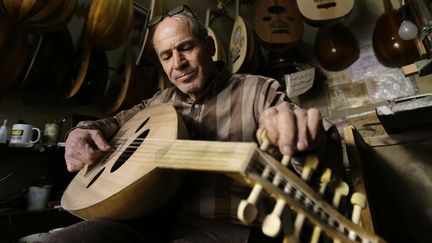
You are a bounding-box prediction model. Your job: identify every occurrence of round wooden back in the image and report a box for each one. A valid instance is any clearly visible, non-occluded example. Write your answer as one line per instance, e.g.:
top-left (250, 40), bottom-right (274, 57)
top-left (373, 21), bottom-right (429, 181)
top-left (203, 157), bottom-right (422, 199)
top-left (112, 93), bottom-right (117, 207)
top-left (66, 0), bottom-right (133, 99)
top-left (372, 0), bottom-right (420, 67)
top-left (315, 24), bottom-right (359, 71)
top-left (86, 0), bottom-right (134, 50)
top-left (0, 17), bottom-right (29, 90)
top-left (2, 0), bottom-right (76, 31)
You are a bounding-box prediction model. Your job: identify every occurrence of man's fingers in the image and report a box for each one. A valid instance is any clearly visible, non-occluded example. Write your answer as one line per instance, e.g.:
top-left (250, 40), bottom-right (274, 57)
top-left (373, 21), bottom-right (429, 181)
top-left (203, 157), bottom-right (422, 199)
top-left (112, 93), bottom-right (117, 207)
top-left (293, 108), bottom-right (308, 151)
top-left (258, 103), bottom-right (324, 156)
top-left (259, 107), bottom-right (279, 143)
top-left (276, 104), bottom-right (296, 156)
top-left (307, 108), bottom-right (323, 148)
top-left (89, 130), bottom-right (111, 151)
top-left (65, 156), bottom-right (84, 172)
top-left (65, 145), bottom-right (105, 172)
top-left (64, 128), bottom-right (109, 172)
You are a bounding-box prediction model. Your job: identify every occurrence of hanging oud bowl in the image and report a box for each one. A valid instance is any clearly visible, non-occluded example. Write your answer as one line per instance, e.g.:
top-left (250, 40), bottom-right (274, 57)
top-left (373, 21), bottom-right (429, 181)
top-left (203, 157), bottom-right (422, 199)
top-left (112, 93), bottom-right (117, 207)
top-left (315, 23), bottom-right (359, 71)
top-left (66, 0), bottom-right (134, 99)
top-left (372, 0), bottom-right (420, 67)
top-left (2, 0), bottom-right (76, 31)
top-left (86, 0), bottom-right (134, 50)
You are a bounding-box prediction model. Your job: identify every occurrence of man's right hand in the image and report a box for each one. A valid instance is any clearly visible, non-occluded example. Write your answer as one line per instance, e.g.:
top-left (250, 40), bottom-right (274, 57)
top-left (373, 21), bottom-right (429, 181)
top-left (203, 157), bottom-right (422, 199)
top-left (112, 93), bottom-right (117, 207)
top-left (64, 128), bottom-right (111, 172)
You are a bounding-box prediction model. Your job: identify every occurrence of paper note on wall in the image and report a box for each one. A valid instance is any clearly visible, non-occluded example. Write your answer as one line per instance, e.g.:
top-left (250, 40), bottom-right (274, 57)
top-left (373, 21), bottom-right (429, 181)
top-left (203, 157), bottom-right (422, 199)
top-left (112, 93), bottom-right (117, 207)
top-left (284, 67), bottom-right (315, 97)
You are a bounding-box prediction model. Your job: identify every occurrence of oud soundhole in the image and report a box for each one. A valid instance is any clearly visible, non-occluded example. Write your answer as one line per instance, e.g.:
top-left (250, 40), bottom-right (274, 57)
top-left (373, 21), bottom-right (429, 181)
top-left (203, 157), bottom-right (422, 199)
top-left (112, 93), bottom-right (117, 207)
top-left (87, 167), bottom-right (105, 188)
top-left (262, 16), bottom-right (271, 22)
top-left (110, 128), bottom-right (150, 173)
top-left (268, 6), bottom-right (286, 14)
top-left (317, 2), bottom-right (336, 9)
top-left (135, 117), bottom-right (150, 134)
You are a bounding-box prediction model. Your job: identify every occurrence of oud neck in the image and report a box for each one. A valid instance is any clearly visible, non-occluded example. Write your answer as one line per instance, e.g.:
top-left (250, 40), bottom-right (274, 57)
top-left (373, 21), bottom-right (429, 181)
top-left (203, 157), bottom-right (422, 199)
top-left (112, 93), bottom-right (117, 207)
top-left (147, 139), bottom-right (256, 173)
top-left (383, 0), bottom-right (394, 12)
top-left (205, 8), bottom-right (210, 27)
top-left (235, 0), bottom-right (240, 19)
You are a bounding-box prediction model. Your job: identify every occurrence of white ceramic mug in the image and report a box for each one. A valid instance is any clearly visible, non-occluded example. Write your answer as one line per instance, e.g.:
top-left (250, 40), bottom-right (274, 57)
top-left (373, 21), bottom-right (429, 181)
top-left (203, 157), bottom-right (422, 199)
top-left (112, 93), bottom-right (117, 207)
top-left (10, 124), bottom-right (41, 146)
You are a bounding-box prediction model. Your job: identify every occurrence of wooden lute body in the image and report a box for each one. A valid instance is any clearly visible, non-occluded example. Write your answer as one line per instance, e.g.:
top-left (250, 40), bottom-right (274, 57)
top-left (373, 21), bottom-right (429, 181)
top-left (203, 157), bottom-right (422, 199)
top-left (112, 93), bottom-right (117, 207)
top-left (61, 104), bottom-right (255, 220)
top-left (372, 0), bottom-right (420, 67)
top-left (62, 104), bottom-right (385, 242)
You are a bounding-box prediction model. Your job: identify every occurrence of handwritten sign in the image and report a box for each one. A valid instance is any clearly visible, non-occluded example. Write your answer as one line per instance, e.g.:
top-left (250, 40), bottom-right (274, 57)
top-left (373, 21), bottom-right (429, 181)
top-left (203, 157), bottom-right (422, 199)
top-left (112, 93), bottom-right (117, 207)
top-left (284, 67), bottom-right (315, 97)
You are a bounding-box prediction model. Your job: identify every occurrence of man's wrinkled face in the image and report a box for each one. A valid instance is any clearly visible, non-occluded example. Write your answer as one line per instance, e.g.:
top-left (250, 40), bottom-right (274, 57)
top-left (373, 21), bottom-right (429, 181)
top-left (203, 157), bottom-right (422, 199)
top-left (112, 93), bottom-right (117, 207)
top-left (153, 16), bottom-right (215, 100)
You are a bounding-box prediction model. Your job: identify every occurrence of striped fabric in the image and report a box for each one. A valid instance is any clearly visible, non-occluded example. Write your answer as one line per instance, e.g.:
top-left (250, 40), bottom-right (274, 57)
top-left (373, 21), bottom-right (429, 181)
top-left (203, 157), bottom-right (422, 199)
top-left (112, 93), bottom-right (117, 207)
top-left (76, 62), bottom-right (291, 223)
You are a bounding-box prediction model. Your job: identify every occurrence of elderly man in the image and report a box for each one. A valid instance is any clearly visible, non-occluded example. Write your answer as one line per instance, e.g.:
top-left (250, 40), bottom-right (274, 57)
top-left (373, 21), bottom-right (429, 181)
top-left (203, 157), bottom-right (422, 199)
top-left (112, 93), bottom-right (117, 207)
top-left (45, 5), bottom-right (333, 243)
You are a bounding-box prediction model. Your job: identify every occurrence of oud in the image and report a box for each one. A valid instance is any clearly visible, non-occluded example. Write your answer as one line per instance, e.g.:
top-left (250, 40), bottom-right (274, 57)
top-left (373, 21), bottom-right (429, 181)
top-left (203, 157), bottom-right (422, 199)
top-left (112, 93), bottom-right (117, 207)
top-left (62, 104), bottom-right (385, 242)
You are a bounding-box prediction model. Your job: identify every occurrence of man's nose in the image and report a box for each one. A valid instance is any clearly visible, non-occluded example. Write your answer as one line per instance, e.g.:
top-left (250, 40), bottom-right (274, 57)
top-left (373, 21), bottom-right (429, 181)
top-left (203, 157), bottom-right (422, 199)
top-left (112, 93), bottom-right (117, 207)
top-left (173, 51), bottom-right (186, 69)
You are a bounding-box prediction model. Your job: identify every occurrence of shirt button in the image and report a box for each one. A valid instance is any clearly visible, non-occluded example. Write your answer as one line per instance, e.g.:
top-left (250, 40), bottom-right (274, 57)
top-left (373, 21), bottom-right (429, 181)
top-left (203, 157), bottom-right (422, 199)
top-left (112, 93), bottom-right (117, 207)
top-left (194, 104), bottom-right (200, 109)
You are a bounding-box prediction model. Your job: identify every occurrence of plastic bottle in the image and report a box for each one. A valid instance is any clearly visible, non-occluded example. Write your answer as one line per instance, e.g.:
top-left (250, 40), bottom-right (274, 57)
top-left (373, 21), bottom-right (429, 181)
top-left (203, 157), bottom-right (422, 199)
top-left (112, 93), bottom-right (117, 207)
top-left (0, 119), bottom-right (8, 144)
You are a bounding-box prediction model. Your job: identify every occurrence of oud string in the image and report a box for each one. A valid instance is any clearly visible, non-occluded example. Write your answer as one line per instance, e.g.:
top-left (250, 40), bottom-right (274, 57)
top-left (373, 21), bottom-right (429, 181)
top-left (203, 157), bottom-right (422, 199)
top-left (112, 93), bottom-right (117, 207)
top-left (93, 136), bottom-right (354, 240)
top-left (105, 136), bottom-right (263, 154)
top-left (94, 136), bottom-right (267, 172)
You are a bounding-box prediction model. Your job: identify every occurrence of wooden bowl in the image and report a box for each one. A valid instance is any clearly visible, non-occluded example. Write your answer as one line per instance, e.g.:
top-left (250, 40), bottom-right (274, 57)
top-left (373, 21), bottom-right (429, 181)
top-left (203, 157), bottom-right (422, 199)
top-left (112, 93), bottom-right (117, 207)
top-left (2, 0), bottom-right (76, 32)
top-left (315, 23), bottom-right (359, 71)
top-left (85, 0), bottom-right (134, 50)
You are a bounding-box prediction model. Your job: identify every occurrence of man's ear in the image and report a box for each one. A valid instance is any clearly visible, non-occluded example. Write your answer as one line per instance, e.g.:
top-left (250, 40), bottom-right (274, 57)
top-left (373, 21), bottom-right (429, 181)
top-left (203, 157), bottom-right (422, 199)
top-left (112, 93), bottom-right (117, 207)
top-left (206, 35), bottom-right (216, 57)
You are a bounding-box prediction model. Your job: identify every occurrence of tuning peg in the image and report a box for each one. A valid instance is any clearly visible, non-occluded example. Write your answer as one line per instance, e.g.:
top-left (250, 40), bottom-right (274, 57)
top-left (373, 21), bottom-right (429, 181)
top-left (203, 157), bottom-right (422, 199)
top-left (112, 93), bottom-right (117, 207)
top-left (350, 192), bottom-right (367, 224)
top-left (329, 181), bottom-right (349, 243)
top-left (237, 185), bottom-right (261, 224)
top-left (310, 168), bottom-right (332, 243)
top-left (261, 155), bottom-right (291, 237)
top-left (318, 168), bottom-right (332, 195)
top-left (300, 155), bottom-right (319, 181)
top-left (348, 192), bottom-right (367, 240)
top-left (253, 129), bottom-right (270, 149)
top-left (294, 155), bottom-right (318, 201)
top-left (332, 181), bottom-right (349, 209)
top-left (271, 155), bottom-right (291, 185)
top-left (262, 197), bottom-right (287, 237)
top-left (284, 155), bottom-right (319, 241)
top-left (237, 130), bottom-right (271, 224)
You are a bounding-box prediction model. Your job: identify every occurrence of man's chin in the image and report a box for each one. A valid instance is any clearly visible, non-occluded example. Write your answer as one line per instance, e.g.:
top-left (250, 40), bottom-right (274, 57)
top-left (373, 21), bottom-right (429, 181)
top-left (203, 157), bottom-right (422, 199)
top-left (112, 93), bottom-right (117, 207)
top-left (180, 84), bottom-right (201, 95)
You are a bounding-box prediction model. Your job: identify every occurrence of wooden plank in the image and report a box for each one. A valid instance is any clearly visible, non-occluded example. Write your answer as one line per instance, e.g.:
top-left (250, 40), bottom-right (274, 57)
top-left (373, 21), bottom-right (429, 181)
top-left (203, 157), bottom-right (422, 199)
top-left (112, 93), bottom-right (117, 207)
top-left (343, 126), bottom-right (376, 233)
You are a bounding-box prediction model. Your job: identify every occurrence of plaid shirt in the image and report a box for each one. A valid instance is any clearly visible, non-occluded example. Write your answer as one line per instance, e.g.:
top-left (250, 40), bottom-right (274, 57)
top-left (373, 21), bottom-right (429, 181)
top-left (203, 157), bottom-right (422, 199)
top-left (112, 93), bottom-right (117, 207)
top-left (75, 62), bottom-right (340, 224)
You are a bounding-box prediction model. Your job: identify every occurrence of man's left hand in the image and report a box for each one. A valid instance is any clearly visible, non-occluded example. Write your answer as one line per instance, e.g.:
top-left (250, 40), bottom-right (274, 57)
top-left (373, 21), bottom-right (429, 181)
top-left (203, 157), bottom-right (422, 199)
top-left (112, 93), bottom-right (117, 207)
top-left (257, 102), bottom-right (324, 156)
